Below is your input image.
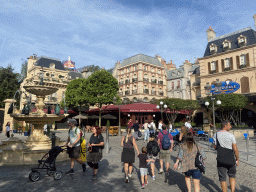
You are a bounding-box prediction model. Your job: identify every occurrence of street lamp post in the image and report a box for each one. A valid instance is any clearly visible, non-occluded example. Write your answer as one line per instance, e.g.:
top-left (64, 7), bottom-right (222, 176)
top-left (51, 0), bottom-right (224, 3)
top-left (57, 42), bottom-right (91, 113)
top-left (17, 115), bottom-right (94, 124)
top-left (204, 79), bottom-right (222, 134)
top-left (156, 101), bottom-right (167, 122)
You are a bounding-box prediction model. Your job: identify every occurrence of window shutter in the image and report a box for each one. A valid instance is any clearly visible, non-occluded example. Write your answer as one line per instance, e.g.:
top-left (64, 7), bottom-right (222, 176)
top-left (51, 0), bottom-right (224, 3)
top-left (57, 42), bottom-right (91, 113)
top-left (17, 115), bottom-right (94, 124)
top-left (246, 53), bottom-right (250, 67)
top-left (221, 59), bottom-right (224, 71)
top-left (208, 62), bottom-right (211, 74)
top-left (236, 56), bottom-right (240, 68)
top-left (216, 60), bottom-right (219, 73)
top-left (230, 57), bottom-right (233, 70)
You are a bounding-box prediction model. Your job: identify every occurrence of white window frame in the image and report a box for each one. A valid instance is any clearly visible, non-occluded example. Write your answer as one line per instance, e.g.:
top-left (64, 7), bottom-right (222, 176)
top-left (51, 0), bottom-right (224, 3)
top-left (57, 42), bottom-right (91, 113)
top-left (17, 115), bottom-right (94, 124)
top-left (240, 55), bottom-right (246, 65)
top-left (134, 65), bottom-right (137, 71)
top-left (158, 70), bottom-right (161, 74)
top-left (211, 61), bottom-right (216, 71)
top-left (224, 58), bottom-right (230, 68)
top-left (151, 67), bottom-right (154, 72)
top-left (144, 65), bottom-right (147, 71)
top-left (127, 67), bottom-right (130, 73)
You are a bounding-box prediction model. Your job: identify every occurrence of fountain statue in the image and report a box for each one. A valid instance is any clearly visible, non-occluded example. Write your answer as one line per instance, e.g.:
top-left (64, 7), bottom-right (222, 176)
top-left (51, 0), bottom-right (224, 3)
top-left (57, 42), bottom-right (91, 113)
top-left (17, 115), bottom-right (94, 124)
top-left (0, 74), bottom-right (69, 165)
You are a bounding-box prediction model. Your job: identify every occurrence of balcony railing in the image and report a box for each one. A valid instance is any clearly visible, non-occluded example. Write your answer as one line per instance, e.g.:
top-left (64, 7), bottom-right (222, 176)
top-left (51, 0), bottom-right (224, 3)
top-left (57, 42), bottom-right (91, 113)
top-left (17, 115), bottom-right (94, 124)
top-left (159, 92), bottom-right (164, 96)
top-left (158, 81), bottom-right (163, 85)
top-left (151, 79), bottom-right (157, 84)
top-left (176, 86), bottom-right (180, 89)
top-left (143, 89), bottom-right (149, 94)
top-left (119, 81), bottom-right (124, 85)
top-left (239, 64), bottom-right (247, 69)
top-left (125, 90), bottom-right (130, 95)
top-left (196, 95), bottom-right (201, 100)
top-left (151, 91), bottom-right (156, 95)
top-left (143, 78), bottom-right (149, 82)
top-left (193, 80), bottom-right (200, 87)
top-left (132, 78), bottom-right (138, 82)
top-left (125, 80), bottom-right (130, 84)
top-left (132, 89), bottom-right (137, 94)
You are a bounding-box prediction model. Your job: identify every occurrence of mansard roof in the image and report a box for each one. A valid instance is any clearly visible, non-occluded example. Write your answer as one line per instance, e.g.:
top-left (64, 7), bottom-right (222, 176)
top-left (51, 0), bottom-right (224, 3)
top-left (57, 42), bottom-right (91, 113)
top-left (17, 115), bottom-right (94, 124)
top-left (120, 54), bottom-right (163, 68)
top-left (167, 67), bottom-right (184, 80)
top-left (35, 57), bottom-right (65, 70)
top-left (68, 71), bottom-right (83, 79)
top-left (204, 27), bottom-right (256, 57)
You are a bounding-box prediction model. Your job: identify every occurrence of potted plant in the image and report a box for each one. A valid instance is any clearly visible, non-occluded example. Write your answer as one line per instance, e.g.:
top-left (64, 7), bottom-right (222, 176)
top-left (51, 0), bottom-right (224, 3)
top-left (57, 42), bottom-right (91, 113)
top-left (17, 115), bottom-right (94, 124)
top-left (13, 121), bottom-right (18, 133)
top-left (24, 124), bottom-right (30, 136)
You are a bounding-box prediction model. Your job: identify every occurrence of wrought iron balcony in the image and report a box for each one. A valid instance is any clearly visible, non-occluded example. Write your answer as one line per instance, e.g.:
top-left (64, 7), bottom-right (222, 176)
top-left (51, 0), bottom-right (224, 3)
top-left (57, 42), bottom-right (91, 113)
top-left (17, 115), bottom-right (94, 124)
top-left (143, 78), bottom-right (149, 82)
top-left (125, 90), bottom-right (130, 95)
top-left (151, 79), bottom-right (157, 84)
top-left (132, 89), bottom-right (137, 94)
top-left (119, 81), bottom-right (124, 85)
top-left (132, 78), bottom-right (138, 82)
top-left (158, 81), bottom-right (163, 85)
top-left (125, 80), bottom-right (130, 84)
top-left (143, 89), bottom-right (149, 94)
top-left (119, 92), bottom-right (123, 96)
top-left (159, 92), bottom-right (164, 96)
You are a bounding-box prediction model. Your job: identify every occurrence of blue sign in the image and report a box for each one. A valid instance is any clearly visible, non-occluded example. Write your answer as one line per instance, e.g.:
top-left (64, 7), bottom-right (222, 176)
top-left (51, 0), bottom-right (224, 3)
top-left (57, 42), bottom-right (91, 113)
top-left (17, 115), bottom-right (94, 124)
top-left (211, 81), bottom-right (240, 94)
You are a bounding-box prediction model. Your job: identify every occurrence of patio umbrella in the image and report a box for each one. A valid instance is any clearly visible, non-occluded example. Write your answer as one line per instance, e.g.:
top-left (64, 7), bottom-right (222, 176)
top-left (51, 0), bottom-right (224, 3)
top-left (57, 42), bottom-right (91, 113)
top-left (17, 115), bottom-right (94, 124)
top-left (102, 114), bottom-right (117, 119)
top-left (88, 115), bottom-right (100, 119)
top-left (72, 114), bottom-right (89, 119)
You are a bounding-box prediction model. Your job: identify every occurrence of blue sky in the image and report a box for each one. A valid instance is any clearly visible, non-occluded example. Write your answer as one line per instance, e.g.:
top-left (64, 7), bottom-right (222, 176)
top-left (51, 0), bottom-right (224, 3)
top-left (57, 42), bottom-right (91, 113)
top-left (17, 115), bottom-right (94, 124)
top-left (0, 0), bottom-right (256, 73)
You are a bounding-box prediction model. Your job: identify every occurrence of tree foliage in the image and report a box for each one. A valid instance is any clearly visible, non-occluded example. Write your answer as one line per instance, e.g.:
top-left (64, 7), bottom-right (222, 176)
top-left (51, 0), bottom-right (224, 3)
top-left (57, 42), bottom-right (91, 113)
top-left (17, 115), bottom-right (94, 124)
top-left (158, 98), bottom-right (199, 123)
top-left (65, 78), bottom-right (89, 108)
top-left (0, 65), bottom-right (20, 108)
top-left (17, 59), bottom-right (28, 82)
top-left (205, 93), bottom-right (248, 125)
top-left (86, 70), bottom-right (119, 127)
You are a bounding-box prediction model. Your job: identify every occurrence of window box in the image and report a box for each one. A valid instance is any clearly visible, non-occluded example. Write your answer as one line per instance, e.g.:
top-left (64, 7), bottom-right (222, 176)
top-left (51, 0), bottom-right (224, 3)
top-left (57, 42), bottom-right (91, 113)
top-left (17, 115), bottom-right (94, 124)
top-left (239, 64), bottom-right (246, 69)
top-left (210, 70), bottom-right (216, 74)
top-left (224, 67), bottom-right (231, 71)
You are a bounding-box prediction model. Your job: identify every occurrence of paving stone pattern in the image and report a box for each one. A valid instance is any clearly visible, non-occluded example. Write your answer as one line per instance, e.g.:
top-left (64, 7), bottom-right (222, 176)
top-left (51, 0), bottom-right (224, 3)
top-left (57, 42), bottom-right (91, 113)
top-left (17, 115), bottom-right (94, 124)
top-left (1, 130), bottom-right (256, 192)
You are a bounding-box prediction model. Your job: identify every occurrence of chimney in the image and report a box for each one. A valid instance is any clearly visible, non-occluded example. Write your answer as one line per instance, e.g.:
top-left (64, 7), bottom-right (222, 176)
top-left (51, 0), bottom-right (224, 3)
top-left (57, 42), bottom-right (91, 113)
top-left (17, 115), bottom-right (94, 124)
top-left (206, 26), bottom-right (216, 42)
top-left (155, 54), bottom-right (162, 62)
top-left (253, 14), bottom-right (256, 29)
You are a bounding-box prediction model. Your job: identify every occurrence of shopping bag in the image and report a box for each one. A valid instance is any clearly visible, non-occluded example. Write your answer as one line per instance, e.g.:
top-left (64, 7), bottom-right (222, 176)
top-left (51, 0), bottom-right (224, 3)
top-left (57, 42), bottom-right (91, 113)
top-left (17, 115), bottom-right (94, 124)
top-left (80, 139), bottom-right (87, 162)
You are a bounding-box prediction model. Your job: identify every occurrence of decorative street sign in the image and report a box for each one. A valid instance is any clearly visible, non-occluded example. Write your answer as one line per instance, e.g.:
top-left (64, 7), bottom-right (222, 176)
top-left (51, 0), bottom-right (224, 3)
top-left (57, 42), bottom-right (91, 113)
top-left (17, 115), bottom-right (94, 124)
top-left (211, 81), bottom-right (240, 94)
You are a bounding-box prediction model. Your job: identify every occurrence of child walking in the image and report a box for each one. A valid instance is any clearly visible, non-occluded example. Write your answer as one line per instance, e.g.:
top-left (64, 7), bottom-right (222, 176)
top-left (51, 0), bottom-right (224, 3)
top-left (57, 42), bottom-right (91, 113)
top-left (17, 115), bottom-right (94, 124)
top-left (146, 135), bottom-right (160, 180)
top-left (138, 147), bottom-right (155, 189)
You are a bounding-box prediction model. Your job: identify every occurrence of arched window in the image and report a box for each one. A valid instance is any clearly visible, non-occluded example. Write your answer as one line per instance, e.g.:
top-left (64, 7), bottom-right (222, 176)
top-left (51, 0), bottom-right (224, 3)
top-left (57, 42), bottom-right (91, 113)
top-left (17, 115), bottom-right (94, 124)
top-left (143, 97), bottom-right (148, 103)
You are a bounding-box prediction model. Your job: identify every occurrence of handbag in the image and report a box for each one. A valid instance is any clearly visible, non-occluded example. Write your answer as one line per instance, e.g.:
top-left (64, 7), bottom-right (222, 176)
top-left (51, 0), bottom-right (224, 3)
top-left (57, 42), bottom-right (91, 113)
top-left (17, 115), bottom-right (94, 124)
top-left (88, 146), bottom-right (92, 153)
top-left (138, 131), bottom-right (142, 137)
top-left (194, 142), bottom-right (206, 174)
top-left (216, 133), bottom-right (236, 167)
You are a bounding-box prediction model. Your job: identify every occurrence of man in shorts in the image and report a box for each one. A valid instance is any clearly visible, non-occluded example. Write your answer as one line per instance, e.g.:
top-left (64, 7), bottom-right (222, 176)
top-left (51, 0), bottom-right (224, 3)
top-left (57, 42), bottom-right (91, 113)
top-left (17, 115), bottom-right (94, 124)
top-left (157, 124), bottom-right (173, 177)
top-left (65, 119), bottom-right (86, 175)
top-left (213, 120), bottom-right (239, 192)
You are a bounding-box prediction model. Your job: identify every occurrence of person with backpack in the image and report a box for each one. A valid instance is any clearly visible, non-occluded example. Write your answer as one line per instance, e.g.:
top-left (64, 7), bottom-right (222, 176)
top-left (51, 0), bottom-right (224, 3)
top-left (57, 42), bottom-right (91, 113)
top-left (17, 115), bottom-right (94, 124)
top-left (146, 135), bottom-right (160, 180)
top-left (87, 126), bottom-right (104, 181)
top-left (174, 132), bottom-right (206, 192)
top-left (148, 120), bottom-right (156, 135)
top-left (65, 119), bottom-right (86, 175)
top-left (157, 124), bottom-right (173, 176)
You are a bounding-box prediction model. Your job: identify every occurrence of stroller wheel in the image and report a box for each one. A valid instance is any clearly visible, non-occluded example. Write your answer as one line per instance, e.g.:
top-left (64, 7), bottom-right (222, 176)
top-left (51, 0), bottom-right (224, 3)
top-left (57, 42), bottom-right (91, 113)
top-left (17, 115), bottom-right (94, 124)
top-left (29, 171), bottom-right (41, 182)
top-left (53, 171), bottom-right (62, 180)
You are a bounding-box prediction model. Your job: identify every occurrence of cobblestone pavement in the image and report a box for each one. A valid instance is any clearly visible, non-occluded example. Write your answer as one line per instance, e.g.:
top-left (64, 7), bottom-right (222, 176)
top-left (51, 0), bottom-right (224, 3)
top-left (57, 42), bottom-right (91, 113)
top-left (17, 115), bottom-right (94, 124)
top-left (1, 130), bottom-right (256, 192)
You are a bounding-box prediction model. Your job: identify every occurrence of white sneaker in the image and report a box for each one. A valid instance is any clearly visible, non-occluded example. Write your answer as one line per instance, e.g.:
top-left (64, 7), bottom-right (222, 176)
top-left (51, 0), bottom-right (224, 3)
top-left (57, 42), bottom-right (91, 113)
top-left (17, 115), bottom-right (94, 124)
top-left (128, 174), bottom-right (132, 178)
top-left (158, 169), bottom-right (164, 174)
top-left (152, 176), bottom-right (155, 180)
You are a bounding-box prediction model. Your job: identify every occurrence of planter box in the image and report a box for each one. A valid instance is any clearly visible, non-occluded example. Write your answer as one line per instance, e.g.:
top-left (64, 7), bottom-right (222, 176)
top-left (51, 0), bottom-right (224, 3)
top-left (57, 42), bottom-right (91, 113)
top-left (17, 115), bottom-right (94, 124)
top-left (13, 130), bottom-right (17, 133)
top-left (24, 132), bottom-right (29, 136)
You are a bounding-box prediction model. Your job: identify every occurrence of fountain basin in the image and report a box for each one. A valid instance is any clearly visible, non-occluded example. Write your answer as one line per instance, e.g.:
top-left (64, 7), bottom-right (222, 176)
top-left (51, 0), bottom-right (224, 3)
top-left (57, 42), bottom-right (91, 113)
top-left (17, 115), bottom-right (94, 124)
top-left (23, 85), bottom-right (58, 97)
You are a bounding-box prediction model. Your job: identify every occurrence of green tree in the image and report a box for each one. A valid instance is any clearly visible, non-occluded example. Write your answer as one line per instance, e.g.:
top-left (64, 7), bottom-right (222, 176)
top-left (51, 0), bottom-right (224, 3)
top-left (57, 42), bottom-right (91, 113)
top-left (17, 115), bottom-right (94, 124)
top-left (86, 70), bottom-right (119, 127)
top-left (205, 93), bottom-right (248, 125)
top-left (65, 78), bottom-right (89, 127)
top-left (0, 65), bottom-right (20, 108)
top-left (17, 59), bottom-right (28, 82)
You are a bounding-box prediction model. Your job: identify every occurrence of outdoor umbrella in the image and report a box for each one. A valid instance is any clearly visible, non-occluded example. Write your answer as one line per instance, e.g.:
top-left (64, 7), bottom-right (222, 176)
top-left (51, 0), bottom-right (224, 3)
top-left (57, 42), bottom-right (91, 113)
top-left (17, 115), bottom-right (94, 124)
top-left (101, 114), bottom-right (117, 119)
top-left (72, 114), bottom-right (89, 119)
top-left (88, 115), bottom-right (100, 119)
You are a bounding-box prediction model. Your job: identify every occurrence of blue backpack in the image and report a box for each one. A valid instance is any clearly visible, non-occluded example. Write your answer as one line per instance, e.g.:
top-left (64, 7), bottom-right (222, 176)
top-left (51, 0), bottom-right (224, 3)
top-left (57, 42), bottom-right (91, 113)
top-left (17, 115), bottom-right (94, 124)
top-left (161, 131), bottom-right (171, 150)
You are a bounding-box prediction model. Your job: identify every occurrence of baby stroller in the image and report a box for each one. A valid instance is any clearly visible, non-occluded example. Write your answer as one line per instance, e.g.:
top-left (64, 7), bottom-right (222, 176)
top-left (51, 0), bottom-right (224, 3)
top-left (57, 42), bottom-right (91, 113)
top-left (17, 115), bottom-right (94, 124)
top-left (29, 146), bottom-right (66, 182)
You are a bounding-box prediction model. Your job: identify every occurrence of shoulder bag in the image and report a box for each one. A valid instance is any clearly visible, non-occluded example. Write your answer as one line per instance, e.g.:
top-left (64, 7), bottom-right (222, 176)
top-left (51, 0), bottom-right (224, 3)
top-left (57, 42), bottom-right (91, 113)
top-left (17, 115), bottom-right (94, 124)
top-left (194, 142), bottom-right (206, 174)
top-left (216, 133), bottom-right (236, 167)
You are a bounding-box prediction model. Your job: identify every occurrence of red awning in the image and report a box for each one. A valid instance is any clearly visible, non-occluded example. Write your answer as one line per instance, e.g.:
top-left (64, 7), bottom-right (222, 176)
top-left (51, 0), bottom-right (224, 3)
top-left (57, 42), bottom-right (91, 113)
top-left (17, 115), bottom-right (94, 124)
top-left (120, 103), bottom-right (160, 113)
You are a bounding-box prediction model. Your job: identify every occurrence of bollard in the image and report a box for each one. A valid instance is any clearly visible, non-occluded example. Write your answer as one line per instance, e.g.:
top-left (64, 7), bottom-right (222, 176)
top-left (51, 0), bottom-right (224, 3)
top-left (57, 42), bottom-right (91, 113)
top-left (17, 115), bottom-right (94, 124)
top-left (244, 131), bottom-right (249, 161)
top-left (52, 132), bottom-right (56, 149)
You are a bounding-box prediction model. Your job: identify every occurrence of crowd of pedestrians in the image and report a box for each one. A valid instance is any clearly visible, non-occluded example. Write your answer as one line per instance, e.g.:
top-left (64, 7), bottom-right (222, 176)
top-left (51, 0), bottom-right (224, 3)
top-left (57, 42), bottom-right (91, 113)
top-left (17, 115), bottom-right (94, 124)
top-left (62, 118), bottom-right (239, 192)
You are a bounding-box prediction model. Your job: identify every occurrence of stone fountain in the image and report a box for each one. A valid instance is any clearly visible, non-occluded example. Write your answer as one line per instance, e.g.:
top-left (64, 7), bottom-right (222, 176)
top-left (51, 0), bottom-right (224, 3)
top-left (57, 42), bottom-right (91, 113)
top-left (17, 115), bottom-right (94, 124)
top-left (0, 81), bottom-right (69, 165)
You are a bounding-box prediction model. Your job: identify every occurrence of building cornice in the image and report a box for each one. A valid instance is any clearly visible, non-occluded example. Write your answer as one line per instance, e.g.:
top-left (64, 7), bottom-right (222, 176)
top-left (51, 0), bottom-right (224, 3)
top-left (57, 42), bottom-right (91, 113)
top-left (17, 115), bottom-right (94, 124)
top-left (198, 44), bottom-right (256, 61)
top-left (118, 61), bottom-right (165, 70)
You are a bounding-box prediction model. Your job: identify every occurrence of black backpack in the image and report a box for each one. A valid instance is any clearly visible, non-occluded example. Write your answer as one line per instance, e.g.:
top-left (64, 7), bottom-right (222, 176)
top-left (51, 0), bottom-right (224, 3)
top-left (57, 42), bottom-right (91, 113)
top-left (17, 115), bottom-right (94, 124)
top-left (151, 142), bottom-right (159, 156)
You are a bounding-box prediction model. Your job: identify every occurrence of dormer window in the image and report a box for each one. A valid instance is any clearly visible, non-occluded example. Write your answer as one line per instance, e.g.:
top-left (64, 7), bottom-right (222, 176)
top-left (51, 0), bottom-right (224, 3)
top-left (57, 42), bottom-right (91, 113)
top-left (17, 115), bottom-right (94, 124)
top-left (223, 39), bottom-right (231, 50)
top-left (238, 35), bottom-right (247, 47)
top-left (210, 43), bottom-right (217, 54)
top-left (50, 63), bottom-right (55, 69)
